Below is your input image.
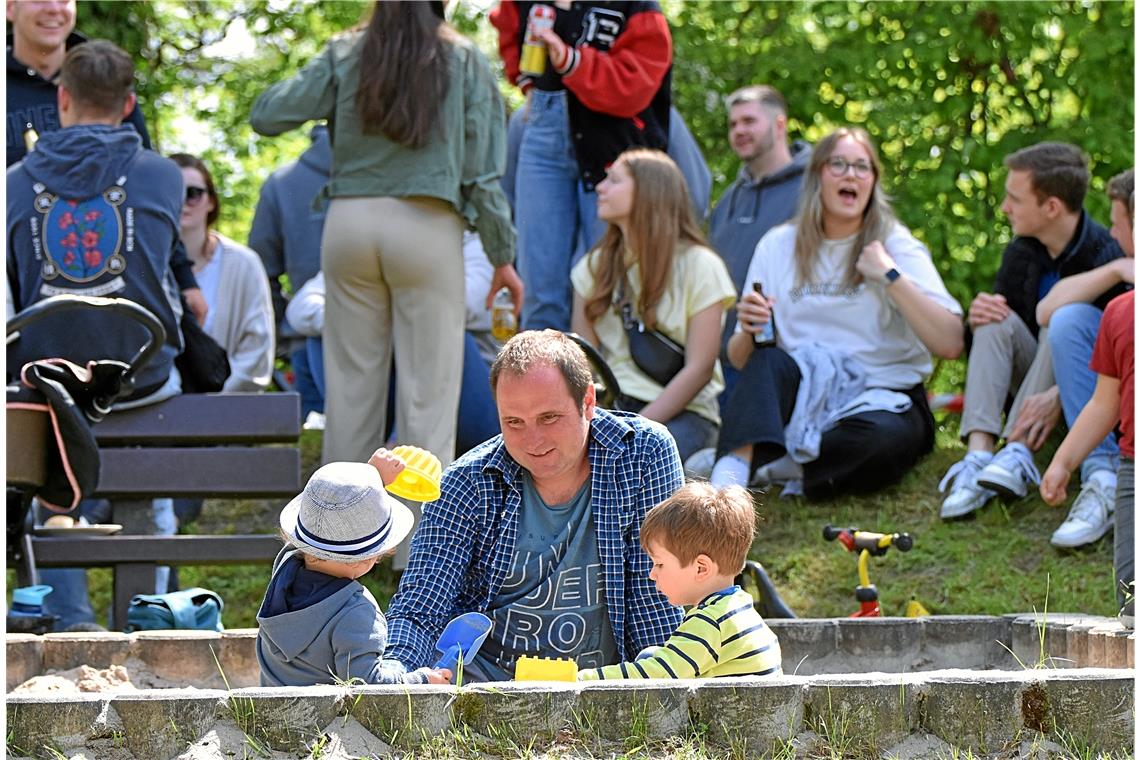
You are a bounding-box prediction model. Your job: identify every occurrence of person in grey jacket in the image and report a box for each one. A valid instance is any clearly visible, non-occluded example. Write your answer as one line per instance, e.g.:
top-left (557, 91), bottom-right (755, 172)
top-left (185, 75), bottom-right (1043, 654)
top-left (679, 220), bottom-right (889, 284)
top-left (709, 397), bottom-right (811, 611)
top-left (257, 453), bottom-right (452, 687)
top-left (706, 85), bottom-right (811, 422)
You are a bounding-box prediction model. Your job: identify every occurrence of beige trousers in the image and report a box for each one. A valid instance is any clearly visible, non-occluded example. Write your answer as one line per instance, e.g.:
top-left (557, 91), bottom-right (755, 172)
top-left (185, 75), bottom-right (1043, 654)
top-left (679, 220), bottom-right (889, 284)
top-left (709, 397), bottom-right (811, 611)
top-left (320, 196), bottom-right (465, 567)
top-left (961, 312), bottom-right (1054, 441)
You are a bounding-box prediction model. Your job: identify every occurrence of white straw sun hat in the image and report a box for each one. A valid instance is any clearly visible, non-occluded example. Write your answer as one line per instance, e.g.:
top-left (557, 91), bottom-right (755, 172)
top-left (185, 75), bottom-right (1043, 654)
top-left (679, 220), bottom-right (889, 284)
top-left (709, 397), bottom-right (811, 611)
top-left (279, 461), bottom-right (413, 563)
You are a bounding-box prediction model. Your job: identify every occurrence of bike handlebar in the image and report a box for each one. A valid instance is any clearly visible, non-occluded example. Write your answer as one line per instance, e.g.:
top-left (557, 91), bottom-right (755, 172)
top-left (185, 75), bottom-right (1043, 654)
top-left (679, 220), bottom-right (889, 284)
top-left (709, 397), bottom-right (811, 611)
top-left (823, 524), bottom-right (913, 556)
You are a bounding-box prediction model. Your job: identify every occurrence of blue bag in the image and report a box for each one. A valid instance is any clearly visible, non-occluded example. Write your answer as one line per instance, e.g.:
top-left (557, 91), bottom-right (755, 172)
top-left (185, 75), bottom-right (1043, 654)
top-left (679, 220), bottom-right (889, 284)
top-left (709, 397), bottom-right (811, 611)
top-left (126, 587), bottom-right (224, 632)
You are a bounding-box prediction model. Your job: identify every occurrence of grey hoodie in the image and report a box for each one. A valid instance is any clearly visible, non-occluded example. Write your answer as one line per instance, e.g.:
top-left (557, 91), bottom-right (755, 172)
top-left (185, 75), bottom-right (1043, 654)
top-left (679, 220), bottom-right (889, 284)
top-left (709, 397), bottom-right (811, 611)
top-left (256, 549), bottom-right (431, 687)
top-left (708, 140), bottom-right (812, 293)
top-left (6, 124), bottom-right (183, 396)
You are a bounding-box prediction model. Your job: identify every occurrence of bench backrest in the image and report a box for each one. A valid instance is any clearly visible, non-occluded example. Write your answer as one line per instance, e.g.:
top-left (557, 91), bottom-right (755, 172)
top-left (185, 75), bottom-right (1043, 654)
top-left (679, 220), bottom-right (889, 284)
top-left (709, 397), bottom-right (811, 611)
top-left (90, 392), bottom-right (303, 499)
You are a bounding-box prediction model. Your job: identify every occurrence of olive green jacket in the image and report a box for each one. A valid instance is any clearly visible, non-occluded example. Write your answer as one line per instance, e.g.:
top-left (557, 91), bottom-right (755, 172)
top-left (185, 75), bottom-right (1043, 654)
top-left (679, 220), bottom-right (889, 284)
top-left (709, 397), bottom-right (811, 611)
top-left (251, 32), bottom-right (515, 267)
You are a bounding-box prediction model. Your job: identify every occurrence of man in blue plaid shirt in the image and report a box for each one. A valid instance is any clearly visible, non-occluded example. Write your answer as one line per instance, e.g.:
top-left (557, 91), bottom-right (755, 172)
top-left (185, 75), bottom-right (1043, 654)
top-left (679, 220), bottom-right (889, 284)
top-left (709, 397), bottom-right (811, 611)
top-left (385, 330), bottom-right (684, 681)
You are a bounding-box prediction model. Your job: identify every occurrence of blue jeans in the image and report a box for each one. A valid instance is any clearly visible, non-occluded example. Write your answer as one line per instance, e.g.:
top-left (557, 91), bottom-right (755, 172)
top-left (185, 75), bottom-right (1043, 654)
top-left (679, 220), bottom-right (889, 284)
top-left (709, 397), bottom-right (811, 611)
top-left (306, 337), bottom-right (325, 399)
top-left (456, 332), bottom-right (500, 456)
top-left (292, 345), bottom-right (324, 417)
top-left (40, 498), bottom-right (175, 631)
top-left (1049, 303), bottom-right (1119, 482)
top-left (515, 90), bottom-right (607, 331)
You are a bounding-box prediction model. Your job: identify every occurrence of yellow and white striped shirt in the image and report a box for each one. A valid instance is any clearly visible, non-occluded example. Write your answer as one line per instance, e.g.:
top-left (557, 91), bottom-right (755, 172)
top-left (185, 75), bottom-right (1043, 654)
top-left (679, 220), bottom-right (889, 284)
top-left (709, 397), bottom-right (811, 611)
top-left (578, 586), bottom-right (782, 680)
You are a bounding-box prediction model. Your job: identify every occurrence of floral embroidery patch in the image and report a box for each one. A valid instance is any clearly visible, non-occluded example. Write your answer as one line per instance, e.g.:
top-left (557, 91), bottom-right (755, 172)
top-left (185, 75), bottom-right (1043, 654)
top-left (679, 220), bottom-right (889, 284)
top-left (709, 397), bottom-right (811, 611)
top-left (36, 185), bottom-right (126, 283)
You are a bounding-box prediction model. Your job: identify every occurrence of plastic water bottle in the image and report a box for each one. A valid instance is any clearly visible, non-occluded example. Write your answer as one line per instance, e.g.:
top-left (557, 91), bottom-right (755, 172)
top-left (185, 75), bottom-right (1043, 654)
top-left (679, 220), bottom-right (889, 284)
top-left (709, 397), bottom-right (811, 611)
top-left (751, 281), bottom-right (776, 348)
top-left (491, 288), bottom-right (518, 342)
top-left (519, 4), bottom-right (556, 76)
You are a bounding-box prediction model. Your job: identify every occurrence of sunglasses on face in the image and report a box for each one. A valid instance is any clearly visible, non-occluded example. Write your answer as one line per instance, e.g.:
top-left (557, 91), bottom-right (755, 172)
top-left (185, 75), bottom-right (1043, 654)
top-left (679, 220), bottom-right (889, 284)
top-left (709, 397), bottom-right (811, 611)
top-left (824, 157), bottom-right (874, 179)
top-left (184, 186), bottom-right (209, 205)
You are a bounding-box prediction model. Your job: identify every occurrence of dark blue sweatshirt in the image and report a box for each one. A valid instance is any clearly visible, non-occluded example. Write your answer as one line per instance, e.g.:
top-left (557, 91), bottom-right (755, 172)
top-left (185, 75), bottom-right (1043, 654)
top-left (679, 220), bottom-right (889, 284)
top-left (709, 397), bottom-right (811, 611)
top-left (7, 125), bottom-right (184, 396)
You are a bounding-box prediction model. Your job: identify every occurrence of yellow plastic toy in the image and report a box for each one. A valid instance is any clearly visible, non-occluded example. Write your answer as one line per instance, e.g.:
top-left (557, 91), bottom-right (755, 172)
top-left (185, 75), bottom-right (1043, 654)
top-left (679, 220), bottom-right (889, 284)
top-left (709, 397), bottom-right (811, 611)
top-left (385, 445), bottom-right (442, 503)
top-left (514, 655), bottom-right (578, 682)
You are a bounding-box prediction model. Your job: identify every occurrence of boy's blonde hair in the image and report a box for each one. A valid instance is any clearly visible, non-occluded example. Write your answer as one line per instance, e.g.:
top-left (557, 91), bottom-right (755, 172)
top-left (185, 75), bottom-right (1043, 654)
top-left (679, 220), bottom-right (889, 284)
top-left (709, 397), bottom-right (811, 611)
top-left (640, 482), bottom-right (756, 573)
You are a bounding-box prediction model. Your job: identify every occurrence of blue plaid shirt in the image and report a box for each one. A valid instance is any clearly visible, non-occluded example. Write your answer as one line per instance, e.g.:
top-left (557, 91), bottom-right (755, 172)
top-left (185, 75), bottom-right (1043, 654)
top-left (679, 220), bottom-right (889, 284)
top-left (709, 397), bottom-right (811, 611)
top-left (386, 409), bottom-right (684, 671)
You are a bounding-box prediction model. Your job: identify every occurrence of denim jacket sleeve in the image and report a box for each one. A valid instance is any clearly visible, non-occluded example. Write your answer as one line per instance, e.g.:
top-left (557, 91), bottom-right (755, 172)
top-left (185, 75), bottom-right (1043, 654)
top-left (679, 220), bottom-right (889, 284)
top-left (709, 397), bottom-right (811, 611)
top-left (251, 41), bottom-right (338, 136)
top-left (459, 45), bottom-right (516, 268)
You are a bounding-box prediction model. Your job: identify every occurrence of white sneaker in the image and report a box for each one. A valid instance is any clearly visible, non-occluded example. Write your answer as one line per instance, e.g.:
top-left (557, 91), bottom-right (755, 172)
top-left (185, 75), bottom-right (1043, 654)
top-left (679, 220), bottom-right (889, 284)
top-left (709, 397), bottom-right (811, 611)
top-left (975, 442), bottom-right (1040, 500)
top-left (684, 447), bottom-right (716, 480)
top-left (1051, 480), bottom-right (1115, 548)
top-left (939, 451), bottom-right (998, 519)
top-left (303, 411), bottom-right (326, 431)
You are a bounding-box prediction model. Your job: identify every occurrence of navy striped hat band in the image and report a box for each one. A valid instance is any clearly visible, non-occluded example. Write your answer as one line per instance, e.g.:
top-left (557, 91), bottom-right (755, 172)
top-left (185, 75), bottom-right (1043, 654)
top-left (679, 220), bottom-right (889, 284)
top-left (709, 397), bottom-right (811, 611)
top-left (295, 511), bottom-right (392, 557)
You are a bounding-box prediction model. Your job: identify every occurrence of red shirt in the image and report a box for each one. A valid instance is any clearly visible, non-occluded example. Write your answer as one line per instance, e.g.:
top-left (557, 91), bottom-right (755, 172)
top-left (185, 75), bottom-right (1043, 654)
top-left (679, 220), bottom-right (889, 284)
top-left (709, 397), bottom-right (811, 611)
top-left (1090, 290), bottom-right (1134, 458)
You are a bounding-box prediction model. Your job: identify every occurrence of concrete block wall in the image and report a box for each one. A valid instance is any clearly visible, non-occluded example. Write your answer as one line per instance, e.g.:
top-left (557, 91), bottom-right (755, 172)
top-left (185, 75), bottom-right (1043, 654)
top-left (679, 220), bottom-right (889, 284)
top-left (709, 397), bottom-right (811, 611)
top-left (9, 614), bottom-right (1132, 693)
top-left (6, 670), bottom-right (1134, 759)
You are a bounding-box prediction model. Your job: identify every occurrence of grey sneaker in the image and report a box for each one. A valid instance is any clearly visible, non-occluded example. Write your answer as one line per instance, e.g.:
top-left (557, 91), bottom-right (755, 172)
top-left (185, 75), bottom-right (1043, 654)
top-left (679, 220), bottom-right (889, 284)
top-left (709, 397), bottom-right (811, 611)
top-left (975, 442), bottom-right (1040, 500)
top-left (684, 447), bottom-right (716, 480)
top-left (939, 451), bottom-right (998, 519)
top-left (1051, 479), bottom-right (1115, 548)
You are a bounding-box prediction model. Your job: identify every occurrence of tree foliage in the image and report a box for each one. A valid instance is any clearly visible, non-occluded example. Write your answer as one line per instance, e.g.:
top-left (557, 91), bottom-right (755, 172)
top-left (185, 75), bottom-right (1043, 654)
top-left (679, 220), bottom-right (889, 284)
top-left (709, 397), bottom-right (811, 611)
top-left (75, 1), bottom-right (1132, 305)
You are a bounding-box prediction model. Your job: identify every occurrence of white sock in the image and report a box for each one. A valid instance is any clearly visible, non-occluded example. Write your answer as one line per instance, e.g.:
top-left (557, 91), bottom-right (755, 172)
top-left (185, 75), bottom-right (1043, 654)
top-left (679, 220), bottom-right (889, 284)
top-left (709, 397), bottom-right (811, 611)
top-left (711, 454), bottom-right (751, 488)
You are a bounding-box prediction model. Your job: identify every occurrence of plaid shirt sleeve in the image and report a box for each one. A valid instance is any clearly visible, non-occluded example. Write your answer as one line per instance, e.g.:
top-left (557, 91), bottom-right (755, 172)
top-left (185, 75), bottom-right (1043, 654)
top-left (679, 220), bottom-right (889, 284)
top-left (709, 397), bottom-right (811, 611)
top-left (385, 464), bottom-right (486, 670)
top-left (622, 421), bottom-right (684, 654)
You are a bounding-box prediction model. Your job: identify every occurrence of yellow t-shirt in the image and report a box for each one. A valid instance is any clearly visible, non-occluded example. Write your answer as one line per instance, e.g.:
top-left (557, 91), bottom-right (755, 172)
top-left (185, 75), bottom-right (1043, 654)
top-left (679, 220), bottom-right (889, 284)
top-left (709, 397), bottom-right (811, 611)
top-left (571, 243), bottom-right (736, 425)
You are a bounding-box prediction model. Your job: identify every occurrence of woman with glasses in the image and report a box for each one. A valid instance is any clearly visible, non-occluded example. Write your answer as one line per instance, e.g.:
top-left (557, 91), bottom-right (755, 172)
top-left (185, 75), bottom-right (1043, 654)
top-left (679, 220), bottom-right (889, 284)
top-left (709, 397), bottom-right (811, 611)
top-left (708, 127), bottom-right (964, 499)
top-left (170, 153), bottom-right (275, 392)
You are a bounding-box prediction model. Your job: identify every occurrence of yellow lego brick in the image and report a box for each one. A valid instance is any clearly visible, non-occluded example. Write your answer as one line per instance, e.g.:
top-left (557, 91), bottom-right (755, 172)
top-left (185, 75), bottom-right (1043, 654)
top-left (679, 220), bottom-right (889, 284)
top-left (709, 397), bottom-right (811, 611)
top-left (513, 655), bottom-right (578, 682)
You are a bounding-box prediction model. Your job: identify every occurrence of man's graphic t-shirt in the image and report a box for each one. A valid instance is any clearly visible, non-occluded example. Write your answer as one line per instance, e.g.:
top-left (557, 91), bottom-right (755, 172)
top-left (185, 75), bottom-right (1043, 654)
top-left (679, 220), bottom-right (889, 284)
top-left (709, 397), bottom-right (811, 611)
top-left (467, 473), bottom-right (618, 680)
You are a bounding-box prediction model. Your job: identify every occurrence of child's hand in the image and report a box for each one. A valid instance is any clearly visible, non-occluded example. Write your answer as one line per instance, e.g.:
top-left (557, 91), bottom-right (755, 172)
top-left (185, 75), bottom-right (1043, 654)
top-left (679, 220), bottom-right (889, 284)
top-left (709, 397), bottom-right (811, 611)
top-left (425, 668), bottom-right (452, 685)
top-left (1039, 462), bottom-right (1071, 506)
top-left (368, 448), bottom-right (406, 487)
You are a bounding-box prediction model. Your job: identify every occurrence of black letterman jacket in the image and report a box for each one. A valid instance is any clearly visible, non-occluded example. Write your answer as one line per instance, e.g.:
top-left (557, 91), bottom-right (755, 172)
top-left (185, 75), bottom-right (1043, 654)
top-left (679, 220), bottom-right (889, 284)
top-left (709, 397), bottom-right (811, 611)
top-left (491, 1), bottom-right (672, 189)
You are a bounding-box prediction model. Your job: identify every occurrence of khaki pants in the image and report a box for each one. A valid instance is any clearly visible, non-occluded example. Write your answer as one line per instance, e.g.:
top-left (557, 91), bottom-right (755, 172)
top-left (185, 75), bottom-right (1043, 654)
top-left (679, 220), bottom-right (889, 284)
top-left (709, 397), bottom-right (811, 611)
top-left (960, 313), bottom-right (1054, 441)
top-left (320, 196), bottom-right (465, 567)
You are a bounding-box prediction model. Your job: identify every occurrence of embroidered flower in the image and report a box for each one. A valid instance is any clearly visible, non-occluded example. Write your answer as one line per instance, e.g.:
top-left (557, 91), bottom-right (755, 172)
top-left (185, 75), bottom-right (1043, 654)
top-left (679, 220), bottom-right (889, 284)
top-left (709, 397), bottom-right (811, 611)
top-left (84, 210), bottom-right (100, 222)
top-left (58, 211), bottom-right (75, 229)
top-left (84, 250), bottom-right (102, 268)
top-left (60, 232), bottom-right (78, 248)
top-left (81, 230), bottom-right (100, 249)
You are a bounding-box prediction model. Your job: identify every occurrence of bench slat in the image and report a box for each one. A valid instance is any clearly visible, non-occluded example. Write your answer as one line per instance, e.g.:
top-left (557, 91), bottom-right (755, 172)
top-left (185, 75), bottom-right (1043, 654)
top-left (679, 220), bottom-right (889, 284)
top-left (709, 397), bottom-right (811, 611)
top-left (94, 447), bottom-right (301, 498)
top-left (93, 393), bottom-right (301, 444)
top-left (31, 535), bottom-right (284, 566)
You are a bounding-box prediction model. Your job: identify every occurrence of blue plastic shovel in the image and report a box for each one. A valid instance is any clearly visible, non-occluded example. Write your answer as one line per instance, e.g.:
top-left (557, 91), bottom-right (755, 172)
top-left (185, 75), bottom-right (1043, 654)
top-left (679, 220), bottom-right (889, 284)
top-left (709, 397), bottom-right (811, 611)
top-left (432, 612), bottom-right (493, 673)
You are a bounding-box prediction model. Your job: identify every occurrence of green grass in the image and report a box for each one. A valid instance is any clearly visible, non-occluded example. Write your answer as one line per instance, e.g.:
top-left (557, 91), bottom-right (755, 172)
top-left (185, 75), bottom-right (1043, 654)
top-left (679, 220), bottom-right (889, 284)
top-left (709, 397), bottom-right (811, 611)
top-left (10, 409), bottom-right (1117, 629)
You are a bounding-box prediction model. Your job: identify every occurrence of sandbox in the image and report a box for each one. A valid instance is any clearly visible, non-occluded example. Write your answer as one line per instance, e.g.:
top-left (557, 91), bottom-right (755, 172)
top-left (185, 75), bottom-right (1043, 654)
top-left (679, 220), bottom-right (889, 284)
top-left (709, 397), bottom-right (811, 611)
top-left (6, 614), bottom-right (1135, 759)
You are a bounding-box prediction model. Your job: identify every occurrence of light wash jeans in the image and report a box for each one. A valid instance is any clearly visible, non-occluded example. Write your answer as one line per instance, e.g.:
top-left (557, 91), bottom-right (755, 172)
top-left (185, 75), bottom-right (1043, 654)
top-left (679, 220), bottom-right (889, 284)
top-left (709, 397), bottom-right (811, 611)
top-left (1048, 303), bottom-right (1119, 481)
top-left (515, 90), bottom-right (607, 331)
top-left (40, 498), bottom-right (175, 630)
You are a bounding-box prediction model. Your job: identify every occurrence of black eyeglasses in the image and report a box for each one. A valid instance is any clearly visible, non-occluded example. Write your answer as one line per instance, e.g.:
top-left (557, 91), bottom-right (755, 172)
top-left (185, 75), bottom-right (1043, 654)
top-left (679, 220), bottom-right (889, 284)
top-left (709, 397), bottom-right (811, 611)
top-left (824, 157), bottom-right (874, 179)
top-left (184, 186), bottom-right (209, 205)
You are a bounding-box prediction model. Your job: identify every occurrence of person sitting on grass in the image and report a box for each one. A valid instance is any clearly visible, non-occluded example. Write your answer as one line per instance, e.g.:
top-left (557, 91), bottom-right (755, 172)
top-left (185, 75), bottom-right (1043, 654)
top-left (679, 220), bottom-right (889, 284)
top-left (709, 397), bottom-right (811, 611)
top-left (257, 450), bottom-right (452, 686)
top-left (578, 482), bottom-right (782, 680)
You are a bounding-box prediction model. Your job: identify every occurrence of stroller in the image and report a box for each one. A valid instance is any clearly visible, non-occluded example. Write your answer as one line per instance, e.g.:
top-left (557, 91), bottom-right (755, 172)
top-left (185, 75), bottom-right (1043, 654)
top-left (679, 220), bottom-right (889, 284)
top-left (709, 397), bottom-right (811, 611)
top-left (7, 294), bottom-right (166, 588)
top-left (564, 332), bottom-right (796, 619)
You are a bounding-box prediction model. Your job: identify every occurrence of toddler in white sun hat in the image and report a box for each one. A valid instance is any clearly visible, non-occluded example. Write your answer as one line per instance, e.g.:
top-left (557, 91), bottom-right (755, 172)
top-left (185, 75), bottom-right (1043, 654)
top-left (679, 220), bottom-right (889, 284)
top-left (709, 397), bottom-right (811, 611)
top-left (256, 449), bottom-right (451, 686)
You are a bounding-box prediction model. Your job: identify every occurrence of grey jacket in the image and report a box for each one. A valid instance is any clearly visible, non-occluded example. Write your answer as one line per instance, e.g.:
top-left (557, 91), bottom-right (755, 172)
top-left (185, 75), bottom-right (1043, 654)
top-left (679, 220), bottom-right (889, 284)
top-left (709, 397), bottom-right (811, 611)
top-left (256, 549), bottom-right (431, 686)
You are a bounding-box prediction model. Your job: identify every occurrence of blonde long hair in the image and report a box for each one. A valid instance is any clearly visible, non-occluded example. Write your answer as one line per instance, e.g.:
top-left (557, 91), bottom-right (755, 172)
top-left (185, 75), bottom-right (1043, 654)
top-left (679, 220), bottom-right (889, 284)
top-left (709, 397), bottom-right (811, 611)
top-left (792, 127), bottom-right (896, 289)
top-left (584, 149), bottom-right (708, 330)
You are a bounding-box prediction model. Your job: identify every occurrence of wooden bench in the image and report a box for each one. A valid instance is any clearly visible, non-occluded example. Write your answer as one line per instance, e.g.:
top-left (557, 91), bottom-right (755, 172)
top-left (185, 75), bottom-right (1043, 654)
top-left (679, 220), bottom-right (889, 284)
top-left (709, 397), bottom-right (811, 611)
top-left (19, 392), bottom-right (301, 629)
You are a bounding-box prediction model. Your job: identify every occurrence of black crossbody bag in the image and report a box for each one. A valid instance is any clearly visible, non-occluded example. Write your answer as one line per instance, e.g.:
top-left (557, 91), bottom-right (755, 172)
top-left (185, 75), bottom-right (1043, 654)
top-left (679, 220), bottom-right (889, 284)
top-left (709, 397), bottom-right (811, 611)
top-left (616, 276), bottom-right (685, 387)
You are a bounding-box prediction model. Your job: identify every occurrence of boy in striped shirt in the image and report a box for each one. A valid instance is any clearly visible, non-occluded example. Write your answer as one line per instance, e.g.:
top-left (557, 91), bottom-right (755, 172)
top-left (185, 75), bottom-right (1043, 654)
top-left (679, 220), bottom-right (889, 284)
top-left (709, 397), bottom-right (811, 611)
top-left (578, 483), bottom-right (782, 680)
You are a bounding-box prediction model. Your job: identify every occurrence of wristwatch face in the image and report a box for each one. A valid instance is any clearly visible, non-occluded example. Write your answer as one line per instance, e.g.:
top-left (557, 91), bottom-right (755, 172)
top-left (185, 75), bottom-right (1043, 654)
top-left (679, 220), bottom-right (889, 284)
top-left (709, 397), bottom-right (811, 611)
top-left (885, 268), bottom-right (901, 284)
